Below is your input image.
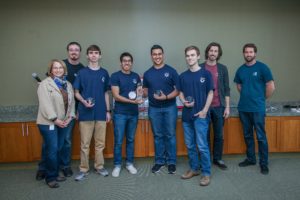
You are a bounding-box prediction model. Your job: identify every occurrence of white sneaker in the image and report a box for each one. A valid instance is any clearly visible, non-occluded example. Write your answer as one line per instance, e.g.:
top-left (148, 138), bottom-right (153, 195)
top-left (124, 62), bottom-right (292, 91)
top-left (126, 164), bottom-right (137, 174)
top-left (112, 167), bottom-right (121, 177)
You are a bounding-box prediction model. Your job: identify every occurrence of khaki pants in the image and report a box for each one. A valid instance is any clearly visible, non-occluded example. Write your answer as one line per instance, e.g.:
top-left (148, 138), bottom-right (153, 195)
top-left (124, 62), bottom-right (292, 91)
top-left (79, 121), bottom-right (106, 172)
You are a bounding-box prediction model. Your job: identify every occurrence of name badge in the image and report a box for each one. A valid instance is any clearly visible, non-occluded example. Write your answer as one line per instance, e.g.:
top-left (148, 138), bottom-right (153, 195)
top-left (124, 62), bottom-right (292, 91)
top-left (49, 125), bottom-right (55, 130)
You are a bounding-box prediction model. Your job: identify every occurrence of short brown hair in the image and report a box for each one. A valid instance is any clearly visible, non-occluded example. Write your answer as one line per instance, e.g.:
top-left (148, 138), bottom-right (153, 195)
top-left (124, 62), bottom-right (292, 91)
top-left (243, 43), bottom-right (257, 53)
top-left (185, 45), bottom-right (200, 56)
top-left (47, 59), bottom-right (67, 76)
top-left (86, 44), bottom-right (101, 55)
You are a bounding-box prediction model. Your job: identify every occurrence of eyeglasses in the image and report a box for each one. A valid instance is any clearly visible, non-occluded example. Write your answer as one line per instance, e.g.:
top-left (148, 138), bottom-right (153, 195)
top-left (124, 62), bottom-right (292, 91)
top-left (122, 59), bottom-right (132, 63)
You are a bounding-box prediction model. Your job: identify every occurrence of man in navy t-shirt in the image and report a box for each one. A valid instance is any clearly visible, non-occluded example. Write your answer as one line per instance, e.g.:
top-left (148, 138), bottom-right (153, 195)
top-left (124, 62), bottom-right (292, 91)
top-left (143, 45), bottom-right (179, 174)
top-left (234, 43), bottom-right (275, 175)
top-left (73, 44), bottom-right (111, 181)
top-left (178, 46), bottom-right (213, 186)
top-left (110, 52), bottom-right (143, 177)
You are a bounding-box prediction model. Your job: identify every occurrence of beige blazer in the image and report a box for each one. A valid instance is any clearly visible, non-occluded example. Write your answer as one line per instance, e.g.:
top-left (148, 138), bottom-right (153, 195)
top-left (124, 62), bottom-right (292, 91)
top-left (36, 77), bottom-right (75, 125)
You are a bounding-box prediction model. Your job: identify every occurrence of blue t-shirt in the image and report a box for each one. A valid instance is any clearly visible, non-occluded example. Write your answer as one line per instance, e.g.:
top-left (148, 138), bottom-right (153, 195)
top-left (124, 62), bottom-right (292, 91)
top-left (73, 67), bottom-right (110, 121)
top-left (63, 59), bottom-right (85, 84)
top-left (111, 70), bottom-right (141, 115)
top-left (179, 67), bottom-right (214, 122)
top-left (234, 61), bottom-right (273, 112)
top-left (143, 64), bottom-right (180, 107)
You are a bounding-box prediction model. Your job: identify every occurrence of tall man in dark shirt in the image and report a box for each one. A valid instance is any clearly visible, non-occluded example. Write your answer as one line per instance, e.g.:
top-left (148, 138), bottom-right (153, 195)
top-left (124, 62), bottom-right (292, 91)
top-left (234, 43), bottom-right (275, 175)
top-left (61, 42), bottom-right (84, 177)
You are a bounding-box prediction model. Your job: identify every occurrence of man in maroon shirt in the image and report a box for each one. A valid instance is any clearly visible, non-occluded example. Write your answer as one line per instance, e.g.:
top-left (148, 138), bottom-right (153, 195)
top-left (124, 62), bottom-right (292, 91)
top-left (200, 42), bottom-right (230, 170)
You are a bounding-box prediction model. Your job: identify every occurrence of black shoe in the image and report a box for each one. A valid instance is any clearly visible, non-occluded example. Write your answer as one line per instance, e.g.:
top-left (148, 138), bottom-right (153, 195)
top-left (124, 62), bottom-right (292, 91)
top-left (36, 170), bottom-right (46, 181)
top-left (168, 164), bottom-right (176, 174)
top-left (62, 167), bottom-right (73, 177)
top-left (151, 164), bottom-right (164, 173)
top-left (238, 159), bottom-right (256, 167)
top-left (260, 165), bottom-right (269, 175)
top-left (213, 160), bottom-right (228, 170)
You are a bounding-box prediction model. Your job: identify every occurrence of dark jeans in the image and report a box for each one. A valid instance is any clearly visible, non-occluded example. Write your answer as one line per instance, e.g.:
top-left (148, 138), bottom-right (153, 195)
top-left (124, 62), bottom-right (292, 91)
top-left (207, 106), bottom-right (225, 162)
top-left (239, 111), bottom-right (269, 166)
top-left (148, 104), bottom-right (177, 165)
top-left (38, 123), bottom-right (74, 182)
top-left (59, 119), bottom-right (75, 169)
top-left (113, 113), bottom-right (138, 166)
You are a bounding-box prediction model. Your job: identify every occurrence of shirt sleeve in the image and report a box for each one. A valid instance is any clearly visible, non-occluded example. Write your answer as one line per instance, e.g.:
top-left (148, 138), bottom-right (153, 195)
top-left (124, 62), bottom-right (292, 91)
top-left (143, 72), bottom-right (149, 88)
top-left (105, 71), bottom-right (111, 91)
top-left (262, 65), bottom-right (274, 83)
top-left (234, 69), bottom-right (241, 84)
top-left (110, 73), bottom-right (119, 87)
top-left (172, 69), bottom-right (180, 90)
top-left (206, 71), bottom-right (214, 93)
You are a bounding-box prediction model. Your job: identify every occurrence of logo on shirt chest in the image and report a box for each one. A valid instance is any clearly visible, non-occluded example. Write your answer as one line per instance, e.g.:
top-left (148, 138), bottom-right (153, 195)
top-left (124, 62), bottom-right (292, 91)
top-left (101, 76), bottom-right (105, 82)
top-left (164, 72), bottom-right (169, 78)
top-left (200, 77), bottom-right (206, 83)
top-left (132, 78), bottom-right (137, 84)
top-left (253, 72), bottom-right (258, 76)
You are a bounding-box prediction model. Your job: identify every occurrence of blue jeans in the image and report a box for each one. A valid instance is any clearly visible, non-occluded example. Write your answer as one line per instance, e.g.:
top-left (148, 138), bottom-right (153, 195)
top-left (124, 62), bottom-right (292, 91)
top-left (113, 114), bottom-right (138, 166)
top-left (183, 117), bottom-right (211, 176)
top-left (59, 119), bottom-right (75, 169)
top-left (208, 106), bottom-right (225, 162)
top-left (148, 104), bottom-right (177, 165)
top-left (239, 111), bottom-right (269, 166)
top-left (38, 123), bottom-right (73, 182)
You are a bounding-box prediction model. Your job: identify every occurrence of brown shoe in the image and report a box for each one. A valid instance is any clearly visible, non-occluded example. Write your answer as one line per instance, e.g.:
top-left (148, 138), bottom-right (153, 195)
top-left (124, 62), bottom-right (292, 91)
top-left (56, 176), bottom-right (66, 182)
top-left (181, 170), bottom-right (200, 179)
top-left (199, 176), bottom-right (210, 186)
top-left (47, 181), bottom-right (59, 188)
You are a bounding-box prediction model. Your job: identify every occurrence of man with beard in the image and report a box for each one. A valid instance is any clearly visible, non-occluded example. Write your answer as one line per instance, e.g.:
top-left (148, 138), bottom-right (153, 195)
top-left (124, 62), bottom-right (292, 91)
top-left (60, 42), bottom-right (84, 177)
top-left (234, 43), bottom-right (275, 175)
top-left (200, 42), bottom-right (230, 170)
top-left (36, 42), bottom-right (84, 180)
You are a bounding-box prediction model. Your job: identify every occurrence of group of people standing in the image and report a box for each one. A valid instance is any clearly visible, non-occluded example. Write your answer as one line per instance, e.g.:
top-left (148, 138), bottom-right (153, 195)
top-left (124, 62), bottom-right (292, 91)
top-left (35, 41), bottom-right (275, 188)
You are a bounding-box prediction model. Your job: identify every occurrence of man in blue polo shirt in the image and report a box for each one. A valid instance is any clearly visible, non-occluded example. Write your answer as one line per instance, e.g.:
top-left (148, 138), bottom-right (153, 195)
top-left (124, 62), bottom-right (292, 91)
top-left (143, 45), bottom-right (179, 174)
top-left (179, 45), bottom-right (213, 186)
top-left (234, 43), bottom-right (275, 175)
top-left (73, 44), bottom-right (111, 181)
top-left (110, 52), bottom-right (143, 177)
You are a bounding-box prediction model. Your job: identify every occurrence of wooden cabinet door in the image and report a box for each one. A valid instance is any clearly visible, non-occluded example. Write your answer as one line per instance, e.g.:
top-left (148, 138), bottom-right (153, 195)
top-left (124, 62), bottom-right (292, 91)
top-left (103, 121), bottom-right (114, 158)
top-left (226, 117), bottom-right (246, 154)
top-left (146, 120), bottom-right (155, 157)
top-left (280, 117), bottom-right (300, 152)
top-left (71, 121), bottom-right (81, 159)
top-left (134, 120), bottom-right (148, 157)
top-left (27, 122), bottom-right (43, 161)
top-left (265, 117), bottom-right (281, 152)
top-left (0, 123), bottom-right (30, 162)
top-left (176, 120), bottom-right (187, 156)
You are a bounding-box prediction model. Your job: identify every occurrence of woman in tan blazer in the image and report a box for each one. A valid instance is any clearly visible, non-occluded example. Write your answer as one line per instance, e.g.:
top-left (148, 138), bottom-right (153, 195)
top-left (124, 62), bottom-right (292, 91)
top-left (36, 59), bottom-right (75, 188)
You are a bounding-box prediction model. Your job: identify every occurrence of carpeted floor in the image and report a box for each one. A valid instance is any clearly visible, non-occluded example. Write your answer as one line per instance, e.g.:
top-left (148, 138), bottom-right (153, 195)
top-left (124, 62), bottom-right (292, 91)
top-left (1, 153), bottom-right (300, 200)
